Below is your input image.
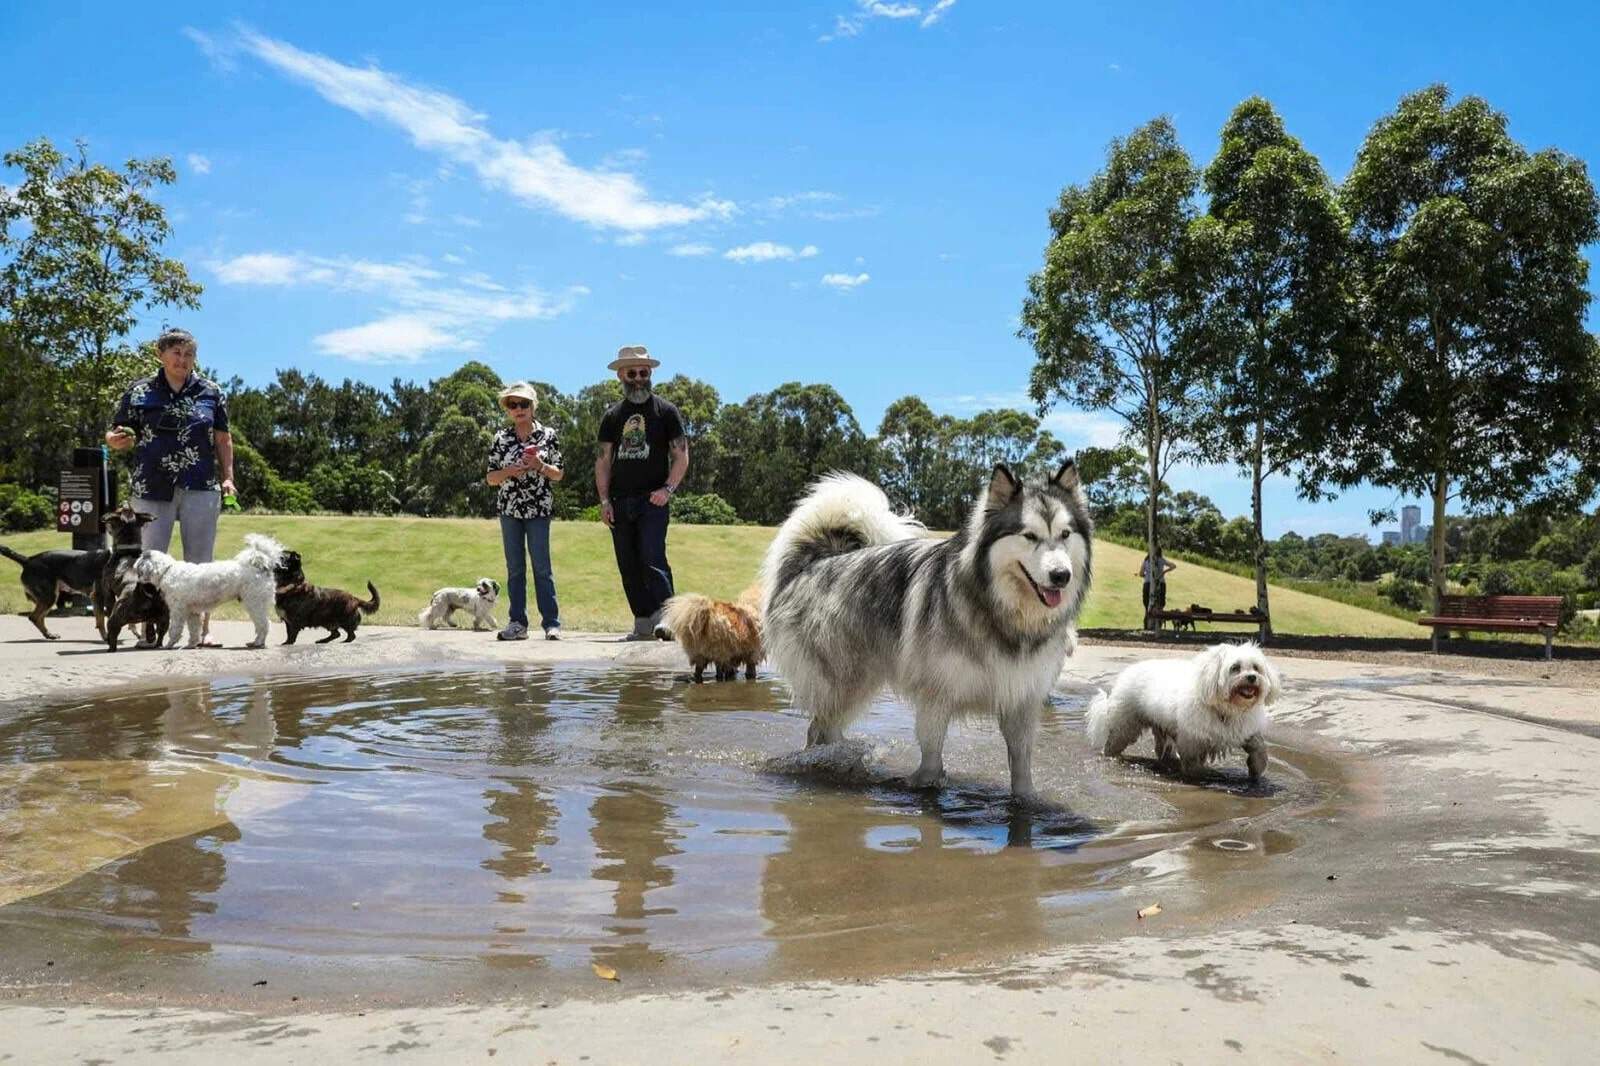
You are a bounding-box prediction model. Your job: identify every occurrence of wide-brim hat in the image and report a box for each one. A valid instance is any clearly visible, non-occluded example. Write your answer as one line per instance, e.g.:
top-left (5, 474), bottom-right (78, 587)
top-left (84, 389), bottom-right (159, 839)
top-left (498, 381), bottom-right (539, 409)
top-left (608, 344), bottom-right (660, 371)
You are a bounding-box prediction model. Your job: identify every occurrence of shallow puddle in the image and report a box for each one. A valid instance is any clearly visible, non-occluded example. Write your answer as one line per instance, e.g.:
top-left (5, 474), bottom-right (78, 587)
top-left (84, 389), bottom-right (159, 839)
top-left (0, 665), bottom-right (1344, 1002)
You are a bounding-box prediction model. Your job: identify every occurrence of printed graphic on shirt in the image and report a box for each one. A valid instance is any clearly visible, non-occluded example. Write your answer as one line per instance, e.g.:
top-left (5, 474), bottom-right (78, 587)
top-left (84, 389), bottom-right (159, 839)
top-left (618, 414), bottom-right (650, 461)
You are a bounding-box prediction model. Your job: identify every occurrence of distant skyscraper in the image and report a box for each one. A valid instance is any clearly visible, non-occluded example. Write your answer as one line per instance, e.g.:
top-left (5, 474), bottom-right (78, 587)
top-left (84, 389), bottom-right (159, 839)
top-left (1382, 531), bottom-right (1402, 546)
top-left (1402, 505), bottom-right (1422, 544)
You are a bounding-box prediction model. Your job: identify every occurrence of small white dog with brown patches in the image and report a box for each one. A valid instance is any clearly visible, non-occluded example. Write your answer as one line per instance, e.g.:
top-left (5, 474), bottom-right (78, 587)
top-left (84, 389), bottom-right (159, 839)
top-left (1086, 642), bottom-right (1282, 782)
top-left (418, 578), bottom-right (500, 631)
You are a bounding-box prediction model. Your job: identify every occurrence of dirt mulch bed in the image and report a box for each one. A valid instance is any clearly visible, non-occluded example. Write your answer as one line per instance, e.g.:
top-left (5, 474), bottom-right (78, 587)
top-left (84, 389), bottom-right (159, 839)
top-left (1078, 628), bottom-right (1600, 686)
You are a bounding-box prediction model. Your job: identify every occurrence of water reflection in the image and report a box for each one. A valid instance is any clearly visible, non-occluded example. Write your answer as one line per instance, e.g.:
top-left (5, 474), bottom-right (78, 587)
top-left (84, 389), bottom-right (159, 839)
top-left (0, 665), bottom-right (1327, 996)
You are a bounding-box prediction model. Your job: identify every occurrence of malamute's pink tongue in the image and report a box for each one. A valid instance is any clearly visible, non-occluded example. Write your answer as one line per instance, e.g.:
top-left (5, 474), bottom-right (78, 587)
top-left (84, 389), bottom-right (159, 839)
top-left (1041, 587), bottom-right (1062, 608)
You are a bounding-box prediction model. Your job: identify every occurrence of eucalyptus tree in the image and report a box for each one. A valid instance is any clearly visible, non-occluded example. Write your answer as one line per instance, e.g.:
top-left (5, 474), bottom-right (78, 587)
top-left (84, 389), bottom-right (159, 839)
top-left (1021, 118), bottom-right (1210, 624)
top-left (1185, 98), bottom-right (1352, 635)
top-left (1339, 86), bottom-right (1600, 612)
top-left (0, 138), bottom-right (201, 469)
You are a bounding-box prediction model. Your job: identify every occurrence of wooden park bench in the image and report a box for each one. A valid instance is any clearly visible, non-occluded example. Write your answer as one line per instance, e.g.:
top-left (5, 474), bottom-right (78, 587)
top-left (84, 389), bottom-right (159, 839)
top-left (1147, 605), bottom-right (1271, 644)
top-left (1417, 594), bottom-right (1564, 660)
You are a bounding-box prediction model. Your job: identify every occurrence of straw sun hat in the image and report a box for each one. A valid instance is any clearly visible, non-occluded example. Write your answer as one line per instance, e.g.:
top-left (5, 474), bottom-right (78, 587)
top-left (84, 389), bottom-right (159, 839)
top-left (607, 344), bottom-right (660, 371)
top-left (498, 382), bottom-right (539, 410)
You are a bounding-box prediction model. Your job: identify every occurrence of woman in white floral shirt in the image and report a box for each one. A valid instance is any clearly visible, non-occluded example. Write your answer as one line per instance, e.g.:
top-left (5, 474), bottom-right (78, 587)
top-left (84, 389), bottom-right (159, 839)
top-left (485, 382), bottom-right (564, 640)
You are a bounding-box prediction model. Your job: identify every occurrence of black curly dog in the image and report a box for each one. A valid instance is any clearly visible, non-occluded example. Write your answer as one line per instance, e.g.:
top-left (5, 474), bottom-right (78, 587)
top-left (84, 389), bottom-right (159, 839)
top-left (273, 550), bottom-right (380, 644)
top-left (105, 582), bottom-right (170, 651)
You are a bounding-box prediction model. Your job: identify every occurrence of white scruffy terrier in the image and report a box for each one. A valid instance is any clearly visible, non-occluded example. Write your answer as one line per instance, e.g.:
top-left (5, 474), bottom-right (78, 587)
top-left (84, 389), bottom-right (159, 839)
top-left (133, 533), bottom-right (285, 649)
top-left (417, 578), bottom-right (500, 631)
top-left (1086, 642), bottom-right (1283, 782)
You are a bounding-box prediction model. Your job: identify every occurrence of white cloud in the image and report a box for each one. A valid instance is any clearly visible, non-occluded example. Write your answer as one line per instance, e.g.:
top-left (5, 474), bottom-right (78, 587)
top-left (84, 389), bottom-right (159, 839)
top-left (669, 243), bottom-right (715, 257)
top-left (614, 232), bottom-right (647, 247)
top-left (822, 0), bottom-right (956, 41)
top-left (182, 26), bottom-right (238, 72)
top-left (724, 241), bottom-right (819, 263)
top-left (315, 315), bottom-right (457, 363)
top-left (229, 29), bottom-right (732, 231)
top-left (1040, 410), bottom-right (1126, 449)
top-left (821, 272), bottom-right (870, 289)
top-left (921, 0), bottom-right (958, 27)
top-left (210, 250), bottom-right (584, 363)
top-left (186, 153), bottom-right (212, 175)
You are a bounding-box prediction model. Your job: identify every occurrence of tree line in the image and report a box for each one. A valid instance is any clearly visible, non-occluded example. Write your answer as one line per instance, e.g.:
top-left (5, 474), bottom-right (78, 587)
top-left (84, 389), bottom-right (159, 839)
top-left (1021, 86), bottom-right (1600, 626)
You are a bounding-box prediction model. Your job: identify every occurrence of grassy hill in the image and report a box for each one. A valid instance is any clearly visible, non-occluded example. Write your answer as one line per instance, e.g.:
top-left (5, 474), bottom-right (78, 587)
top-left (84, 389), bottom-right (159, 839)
top-left (1, 514), bottom-right (1423, 637)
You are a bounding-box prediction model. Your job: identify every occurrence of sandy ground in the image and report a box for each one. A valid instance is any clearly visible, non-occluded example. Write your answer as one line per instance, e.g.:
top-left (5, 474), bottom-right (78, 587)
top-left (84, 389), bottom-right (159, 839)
top-left (3, 615), bottom-right (1600, 1064)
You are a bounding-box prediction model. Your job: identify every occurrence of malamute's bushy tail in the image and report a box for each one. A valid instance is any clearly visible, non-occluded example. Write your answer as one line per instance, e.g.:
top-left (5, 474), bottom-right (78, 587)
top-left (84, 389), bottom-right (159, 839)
top-left (759, 473), bottom-right (925, 610)
top-left (1084, 688), bottom-right (1113, 752)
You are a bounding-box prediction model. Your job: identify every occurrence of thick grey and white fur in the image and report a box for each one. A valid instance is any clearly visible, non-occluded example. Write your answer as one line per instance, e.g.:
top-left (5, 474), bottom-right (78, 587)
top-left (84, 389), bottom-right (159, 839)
top-left (418, 578), bottom-right (500, 630)
top-left (1085, 642), bottom-right (1283, 782)
top-left (761, 462), bottom-right (1093, 801)
top-left (132, 533), bottom-right (286, 649)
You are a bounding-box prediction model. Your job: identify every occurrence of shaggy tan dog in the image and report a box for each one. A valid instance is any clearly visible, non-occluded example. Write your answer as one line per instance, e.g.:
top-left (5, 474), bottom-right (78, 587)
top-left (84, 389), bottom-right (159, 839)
top-left (657, 587), bottom-right (764, 682)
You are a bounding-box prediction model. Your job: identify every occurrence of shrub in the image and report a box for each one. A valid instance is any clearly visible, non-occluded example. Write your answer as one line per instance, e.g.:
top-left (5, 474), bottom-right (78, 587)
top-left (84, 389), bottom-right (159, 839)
top-left (0, 482), bottom-right (53, 531)
top-left (1382, 576), bottom-right (1426, 612)
top-left (670, 491), bottom-right (739, 525)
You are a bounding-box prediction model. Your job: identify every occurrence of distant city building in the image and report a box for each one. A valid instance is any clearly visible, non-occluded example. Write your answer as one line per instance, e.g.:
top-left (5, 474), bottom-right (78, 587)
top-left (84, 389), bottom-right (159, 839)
top-left (1416, 524), bottom-right (1432, 545)
top-left (1401, 505), bottom-right (1422, 544)
top-left (1382, 531), bottom-right (1402, 546)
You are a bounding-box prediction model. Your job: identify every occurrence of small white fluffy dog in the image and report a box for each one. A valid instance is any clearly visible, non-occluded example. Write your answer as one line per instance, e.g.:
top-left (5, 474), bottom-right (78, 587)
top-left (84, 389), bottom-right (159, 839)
top-left (418, 578), bottom-right (500, 630)
top-left (1086, 642), bottom-right (1283, 782)
top-left (133, 534), bottom-right (285, 649)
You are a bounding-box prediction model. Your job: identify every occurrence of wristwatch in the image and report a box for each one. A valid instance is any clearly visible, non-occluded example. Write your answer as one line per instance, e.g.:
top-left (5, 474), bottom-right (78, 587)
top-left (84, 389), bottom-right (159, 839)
top-left (663, 484), bottom-right (677, 496)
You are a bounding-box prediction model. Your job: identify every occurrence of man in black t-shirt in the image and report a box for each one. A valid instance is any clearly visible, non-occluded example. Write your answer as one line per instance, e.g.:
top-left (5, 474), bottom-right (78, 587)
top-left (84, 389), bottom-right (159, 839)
top-left (596, 345), bottom-right (689, 640)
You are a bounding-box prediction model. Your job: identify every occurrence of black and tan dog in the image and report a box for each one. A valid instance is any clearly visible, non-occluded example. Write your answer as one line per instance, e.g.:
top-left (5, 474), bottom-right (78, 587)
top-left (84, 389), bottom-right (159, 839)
top-left (1, 505), bottom-right (153, 640)
top-left (105, 582), bottom-right (170, 651)
top-left (273, 550), bottom-right (380, 644)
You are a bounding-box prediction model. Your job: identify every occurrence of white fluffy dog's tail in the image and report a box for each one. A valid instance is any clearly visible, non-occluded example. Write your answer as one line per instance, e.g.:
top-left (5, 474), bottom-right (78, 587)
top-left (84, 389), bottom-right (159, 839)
top-left (1084, 688), bottom-right (1113, 751)
top-left (417, 605), bottom-right (434, 629)
top-left (759, 473), bottom-right (924, 614)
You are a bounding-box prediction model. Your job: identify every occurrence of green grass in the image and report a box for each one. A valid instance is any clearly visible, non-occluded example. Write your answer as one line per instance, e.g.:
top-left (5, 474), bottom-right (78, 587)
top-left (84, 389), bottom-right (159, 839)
top-left (1, 514), bottom-right (1424, 637)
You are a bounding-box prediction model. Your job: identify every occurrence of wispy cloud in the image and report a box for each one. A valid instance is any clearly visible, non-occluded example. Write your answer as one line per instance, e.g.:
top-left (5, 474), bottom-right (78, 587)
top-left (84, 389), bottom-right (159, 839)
top-left (1041, 410), bottom-right (1126, 449)
top-left (182, 26), bottom-right (238, 72)
top-left (821, 0), bottom-right (957, 41)
top-left (210, 251), bottom-right (585, 363)
top-left (724, 241), bottom-right (819, 263)
top-left (186, 153), bottom-right (212, 175)
top-left (222, 28), bottom-right (733, 232)
top-left (821, 272), bottom-right (870, 289)
top-left (668, 243), bottom-right (715, 257)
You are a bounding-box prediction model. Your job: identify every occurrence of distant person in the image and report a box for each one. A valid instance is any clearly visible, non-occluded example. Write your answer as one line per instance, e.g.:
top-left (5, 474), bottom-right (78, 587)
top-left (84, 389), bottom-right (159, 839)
top-left (106, 327), bottom-right (234, 646)
top-left (486, 382), bottom-right (564, 641)
top-left (1140, 553), bottom-right (1177, 613)
top-left (595, 345), bottom-right (688, 640)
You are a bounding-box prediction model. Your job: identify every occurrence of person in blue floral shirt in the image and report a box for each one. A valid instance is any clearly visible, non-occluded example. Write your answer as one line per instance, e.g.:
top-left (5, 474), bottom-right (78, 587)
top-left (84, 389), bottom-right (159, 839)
top-left (485, 381), bottom-right (564, 641)
top-left (106, 328), bottom-right (235, 636)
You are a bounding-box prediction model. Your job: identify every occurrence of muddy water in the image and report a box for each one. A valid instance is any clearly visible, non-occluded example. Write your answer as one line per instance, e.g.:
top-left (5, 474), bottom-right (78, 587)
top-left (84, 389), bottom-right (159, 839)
top-left (0, 666), bottom-right (1345, 1004)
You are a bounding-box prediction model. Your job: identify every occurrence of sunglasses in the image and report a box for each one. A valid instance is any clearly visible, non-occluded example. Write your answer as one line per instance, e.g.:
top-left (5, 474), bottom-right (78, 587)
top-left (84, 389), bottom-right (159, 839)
top-left (504, 399), bottom-right (532, 410)
top-left (622, 368), bottom-right (651, 380)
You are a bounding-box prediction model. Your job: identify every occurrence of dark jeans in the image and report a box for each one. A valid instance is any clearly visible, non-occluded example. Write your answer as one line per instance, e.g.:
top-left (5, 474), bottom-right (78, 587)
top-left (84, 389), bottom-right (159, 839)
top-left (610, 494), bottom-right (674, 619)
top-left (500, 515), bottom-right (560, 630)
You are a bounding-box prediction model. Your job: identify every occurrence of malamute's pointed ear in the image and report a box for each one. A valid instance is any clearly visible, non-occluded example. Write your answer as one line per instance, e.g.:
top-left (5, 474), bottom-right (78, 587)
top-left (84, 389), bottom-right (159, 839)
top-left (985, 464), bottom-right (1021, 512)
top-left (1052, 459), bottom-right (1081, 492)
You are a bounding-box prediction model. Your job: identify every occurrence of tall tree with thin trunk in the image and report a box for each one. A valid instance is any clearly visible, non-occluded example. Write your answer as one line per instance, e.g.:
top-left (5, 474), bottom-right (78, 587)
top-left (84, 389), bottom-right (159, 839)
top-left (0, 139), bottom-right (202, 467)
top-left (1185, 98), bottom-right (1353, 638)
top-left (1339, 86), bottom-right (1600, 613)
top-left (1020, 118), bottom-right (1208, 627)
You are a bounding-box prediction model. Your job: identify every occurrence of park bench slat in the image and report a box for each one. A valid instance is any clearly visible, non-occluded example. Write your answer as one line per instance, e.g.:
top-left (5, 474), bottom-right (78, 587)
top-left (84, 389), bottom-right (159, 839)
top-left (1417, 593), bottom-right (1563, 660)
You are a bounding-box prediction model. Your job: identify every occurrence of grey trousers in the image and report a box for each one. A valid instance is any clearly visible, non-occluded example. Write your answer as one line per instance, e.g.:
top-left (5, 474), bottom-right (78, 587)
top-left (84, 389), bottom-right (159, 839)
top-left (134, 489), bottom-right (221, 563)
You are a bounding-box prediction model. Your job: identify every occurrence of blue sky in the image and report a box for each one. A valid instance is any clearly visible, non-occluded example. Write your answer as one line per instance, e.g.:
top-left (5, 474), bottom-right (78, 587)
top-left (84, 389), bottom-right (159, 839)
top-left (5, 1), bottom-right (1597, 536)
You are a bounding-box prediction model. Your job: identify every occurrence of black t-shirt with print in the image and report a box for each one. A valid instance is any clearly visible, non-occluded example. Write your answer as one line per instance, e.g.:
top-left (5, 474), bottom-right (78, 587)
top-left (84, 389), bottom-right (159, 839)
top-left (598, 394), bottom-right (685, 498)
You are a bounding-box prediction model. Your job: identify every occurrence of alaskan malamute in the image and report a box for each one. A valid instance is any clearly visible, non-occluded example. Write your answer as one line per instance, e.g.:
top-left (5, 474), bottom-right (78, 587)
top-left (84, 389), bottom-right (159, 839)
top-left (761, 462), bottom-right (1093, 800)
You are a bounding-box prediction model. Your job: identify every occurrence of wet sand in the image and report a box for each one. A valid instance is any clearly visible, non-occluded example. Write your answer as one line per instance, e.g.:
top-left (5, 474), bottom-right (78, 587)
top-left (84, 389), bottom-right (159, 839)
top-left (3, 615), bottom-right (1599, 1063)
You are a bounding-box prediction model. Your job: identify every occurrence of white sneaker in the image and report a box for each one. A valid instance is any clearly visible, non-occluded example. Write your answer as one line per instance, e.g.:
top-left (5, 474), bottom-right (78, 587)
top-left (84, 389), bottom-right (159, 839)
top-left (544, 626), bottom-right (561, 641)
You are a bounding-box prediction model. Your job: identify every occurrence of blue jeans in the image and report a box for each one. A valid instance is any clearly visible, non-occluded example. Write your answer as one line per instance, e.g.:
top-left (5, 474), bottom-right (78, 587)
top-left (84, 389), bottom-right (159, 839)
top-left (500, 515), bottom-right (560, 630)
top-left (610, 495), bottom-right (674, 619)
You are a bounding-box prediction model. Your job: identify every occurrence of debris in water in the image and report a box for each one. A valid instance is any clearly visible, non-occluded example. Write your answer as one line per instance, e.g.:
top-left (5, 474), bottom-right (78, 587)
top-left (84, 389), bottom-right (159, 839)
top-left (592, 962), bottom-right (619, 982)
top-left (1137, 903), bottom-right (1163, 920)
